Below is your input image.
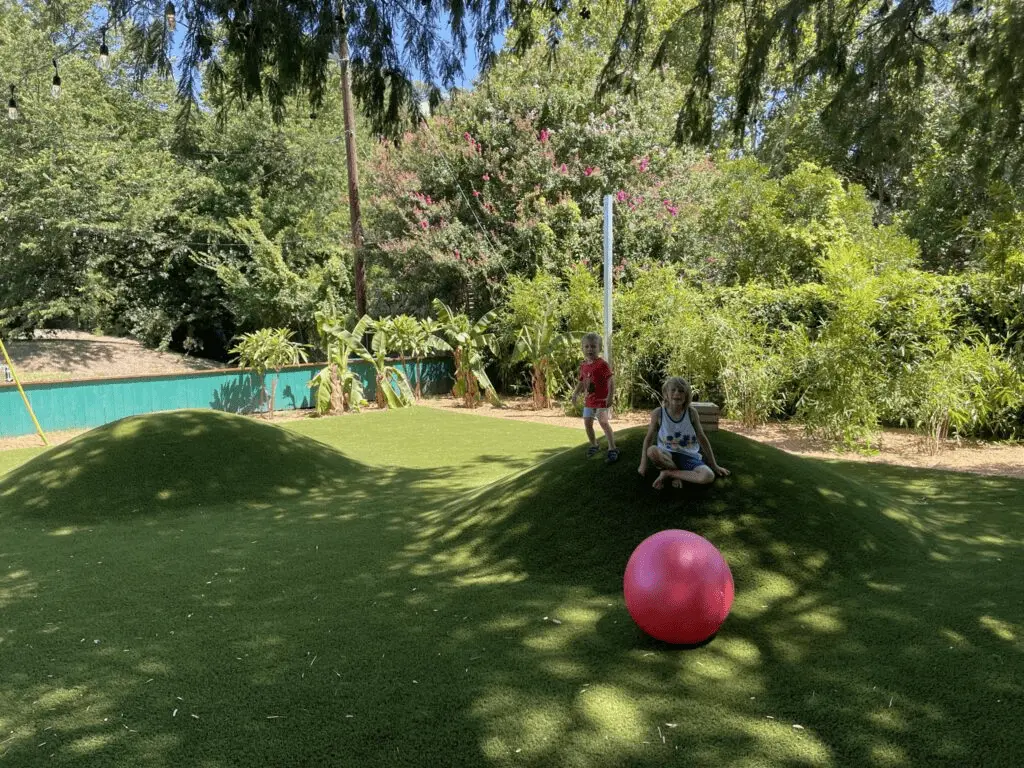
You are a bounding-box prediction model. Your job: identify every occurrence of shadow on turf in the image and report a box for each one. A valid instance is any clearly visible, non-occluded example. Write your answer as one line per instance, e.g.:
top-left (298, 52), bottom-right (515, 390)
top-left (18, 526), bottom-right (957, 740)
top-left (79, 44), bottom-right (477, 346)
top-left (1, 416), bottom-right (1021, 767)
top-left (389, 427), bottom-right (1024, 766)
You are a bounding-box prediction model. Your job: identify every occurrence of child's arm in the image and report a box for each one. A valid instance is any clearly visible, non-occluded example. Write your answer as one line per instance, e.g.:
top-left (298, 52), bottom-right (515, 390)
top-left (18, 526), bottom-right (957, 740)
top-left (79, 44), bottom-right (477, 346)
top-left (604, 374), bottom-right (615, 410)
top-left (692, 406), bottom-right (730, 477)
top-left (638, 408), bottom-right (660, 475)
top-left (569, 367), bottom-right (585, 404)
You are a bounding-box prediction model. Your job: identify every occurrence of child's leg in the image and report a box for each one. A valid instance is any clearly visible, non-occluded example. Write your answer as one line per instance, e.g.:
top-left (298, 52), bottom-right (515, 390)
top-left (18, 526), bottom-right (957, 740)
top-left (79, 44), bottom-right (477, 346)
top-left (596, 410), bottom-right (616, 450)
top-left (655, 466), bottom-right (715, 486)
top-left (583, 416), bottom-right (598, 447)
top-left (646, 445), bottom-right (676, 470)
top-left (646, 447), bottom-right (715, 488)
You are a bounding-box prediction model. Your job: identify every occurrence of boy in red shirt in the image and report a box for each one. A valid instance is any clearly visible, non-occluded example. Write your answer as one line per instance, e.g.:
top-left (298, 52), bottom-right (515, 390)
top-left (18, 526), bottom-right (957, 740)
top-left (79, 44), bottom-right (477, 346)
top-left (570, 332), bottom-right (619, 463)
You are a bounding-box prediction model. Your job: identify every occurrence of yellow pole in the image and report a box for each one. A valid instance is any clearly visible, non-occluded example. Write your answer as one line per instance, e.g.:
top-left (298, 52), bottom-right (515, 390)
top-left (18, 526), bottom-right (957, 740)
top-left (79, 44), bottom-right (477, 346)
top-left (0, 337), bottom-right (49, 446)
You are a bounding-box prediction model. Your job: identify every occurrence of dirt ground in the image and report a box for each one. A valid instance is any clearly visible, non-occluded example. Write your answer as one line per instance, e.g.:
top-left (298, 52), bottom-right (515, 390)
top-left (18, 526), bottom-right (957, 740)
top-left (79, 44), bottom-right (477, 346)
top-left (418, 397), bottom-right (1024, 479)
top-left (3, 330), bottom-right (219, 381)
top-left (1, 333), bottom-right (1022, 478)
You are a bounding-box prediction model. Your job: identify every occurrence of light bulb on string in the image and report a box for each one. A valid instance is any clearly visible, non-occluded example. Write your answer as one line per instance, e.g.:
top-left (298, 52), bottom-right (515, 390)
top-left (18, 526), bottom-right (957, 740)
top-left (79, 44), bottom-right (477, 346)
top-left (52, 59), bottom-right (62, 98)
top-left (165, 2), bottom-right (176, 31)
top-left (99, 28), bottom-right (110, 69)
top-left (7, 85), bottom-right (17, 120)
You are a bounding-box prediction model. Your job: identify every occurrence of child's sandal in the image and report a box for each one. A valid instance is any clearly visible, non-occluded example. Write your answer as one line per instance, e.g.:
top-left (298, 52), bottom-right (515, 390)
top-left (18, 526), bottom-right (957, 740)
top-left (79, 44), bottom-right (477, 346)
top-left (606, 449), bottom-right (620, 463)
top-left (586, 445), bottom-right (600, 458)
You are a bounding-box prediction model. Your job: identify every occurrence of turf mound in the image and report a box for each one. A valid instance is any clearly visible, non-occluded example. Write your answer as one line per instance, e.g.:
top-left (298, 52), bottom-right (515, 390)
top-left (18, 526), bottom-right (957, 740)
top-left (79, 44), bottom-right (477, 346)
top-left (0, 410), bottom-right (359, 521)
top-left (422, 426), bottom-right (923, 593)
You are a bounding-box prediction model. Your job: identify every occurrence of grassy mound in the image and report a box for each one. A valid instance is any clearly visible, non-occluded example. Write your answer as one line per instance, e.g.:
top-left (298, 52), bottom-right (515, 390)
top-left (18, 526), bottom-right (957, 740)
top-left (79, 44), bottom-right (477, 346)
top-left (427, 427), bottom-right (921, 593)
top-left (0, 410), bottom-right (359, 521)
top-left (0, 411), bottom-right (1020, 767)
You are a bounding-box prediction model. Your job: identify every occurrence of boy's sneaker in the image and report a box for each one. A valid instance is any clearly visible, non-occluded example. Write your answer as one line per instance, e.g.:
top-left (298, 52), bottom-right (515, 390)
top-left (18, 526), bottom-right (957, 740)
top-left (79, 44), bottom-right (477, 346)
top-left (606, 449), bottom-right (620, 463)
top-left (586, 445), bottom-right (600, 458)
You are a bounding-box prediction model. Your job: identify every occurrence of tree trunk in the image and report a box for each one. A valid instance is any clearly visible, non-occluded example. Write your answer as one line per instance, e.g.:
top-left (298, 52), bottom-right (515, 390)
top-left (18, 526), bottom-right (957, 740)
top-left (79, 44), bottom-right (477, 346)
top-left (532, 363), bottom-right (548, 409)
top-left (329, 363), bottom-right (344, 413)
top-left (339, 9), bottom-right (366, 318)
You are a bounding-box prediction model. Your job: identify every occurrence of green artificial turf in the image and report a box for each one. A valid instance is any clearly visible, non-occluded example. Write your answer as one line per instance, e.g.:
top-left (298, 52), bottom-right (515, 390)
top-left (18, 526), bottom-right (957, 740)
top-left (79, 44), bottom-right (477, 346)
top-left (1, 408), bottom-right (1022, 767)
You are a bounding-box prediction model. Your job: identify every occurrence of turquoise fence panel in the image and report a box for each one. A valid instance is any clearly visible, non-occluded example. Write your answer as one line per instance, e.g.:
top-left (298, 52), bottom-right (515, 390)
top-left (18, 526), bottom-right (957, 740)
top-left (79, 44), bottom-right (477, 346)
top-left (0, 356), bottom-right (454, 438)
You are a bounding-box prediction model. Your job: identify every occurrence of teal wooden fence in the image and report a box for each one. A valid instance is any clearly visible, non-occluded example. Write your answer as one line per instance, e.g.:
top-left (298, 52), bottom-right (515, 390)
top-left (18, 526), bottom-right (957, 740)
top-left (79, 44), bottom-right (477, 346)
top-left (0, 357), bottom-right (453, 438)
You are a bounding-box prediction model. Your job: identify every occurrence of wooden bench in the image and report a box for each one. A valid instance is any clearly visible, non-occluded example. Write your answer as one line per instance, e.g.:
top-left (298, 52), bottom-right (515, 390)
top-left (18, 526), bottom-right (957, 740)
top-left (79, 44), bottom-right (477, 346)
top-left (692, 401), bottom-right (721, 432)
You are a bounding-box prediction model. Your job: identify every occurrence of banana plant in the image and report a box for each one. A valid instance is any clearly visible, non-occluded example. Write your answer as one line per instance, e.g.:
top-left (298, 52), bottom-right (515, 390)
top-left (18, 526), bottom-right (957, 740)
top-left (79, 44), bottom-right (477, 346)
top-left (432, 299), bottom-right (500, 408)
top-left (510, 306), bottom-right (575, 408)
top-left (327, 316), bottom-right (414, 409)
top-left (309, 313), bottom-right (369, 414)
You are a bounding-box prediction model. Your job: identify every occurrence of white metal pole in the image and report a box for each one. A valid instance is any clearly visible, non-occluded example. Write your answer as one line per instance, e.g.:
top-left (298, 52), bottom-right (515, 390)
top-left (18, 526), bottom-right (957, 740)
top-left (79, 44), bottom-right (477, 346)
top-left (602, 194), bottom-right (613, 365)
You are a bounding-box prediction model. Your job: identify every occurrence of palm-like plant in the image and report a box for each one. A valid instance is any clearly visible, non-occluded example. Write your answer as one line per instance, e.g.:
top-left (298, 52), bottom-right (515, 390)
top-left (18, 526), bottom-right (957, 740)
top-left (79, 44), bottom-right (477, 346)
top-left (411, 317), bottom-right (447, 399)
top-left (386, 314), bottom-right (421, 394)
top-left (511, 307), bottom-right (576, 408)
top-left (309, 313), bottom-right (368, 414)
top-left (230, 328), bottom-right (309, 416)
top-left (432, 299), bottom-right (500, 408)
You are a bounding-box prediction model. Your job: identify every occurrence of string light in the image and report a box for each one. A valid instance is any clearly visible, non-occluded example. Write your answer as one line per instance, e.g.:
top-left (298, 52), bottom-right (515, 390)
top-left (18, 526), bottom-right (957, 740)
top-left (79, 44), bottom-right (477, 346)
top-left (7, 84), bottom-right (17, 120)
top-left (52, 59), bottom-right (62, 98)
top-left (165, 2), bottom-right (176, 31)
top-left (99, 28), bottom-right (110, 68)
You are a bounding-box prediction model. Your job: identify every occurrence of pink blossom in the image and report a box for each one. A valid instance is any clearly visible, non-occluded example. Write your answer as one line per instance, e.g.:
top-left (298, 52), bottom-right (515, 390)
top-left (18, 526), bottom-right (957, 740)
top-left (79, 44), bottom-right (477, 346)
top-left (539, 128), bottom-right (551, 143)
top-left (638, 156), bottom-right (650, 172)
top-left (463, 131), bottom-right (472, 143)
top-left (472, 190), bottom-right (481, 197)
top-left (482, 174), bottom-right (490, 181)
top-left (559, 163), bottom-right (568, 174)
top-left (616, 190), bottom-right (629, 203)
top-left (454, 249), bottom-right (461, 259)
top-left (419, 220), bottom-right (429, 230)
top-left (584, 166), bottom-right (597, 177)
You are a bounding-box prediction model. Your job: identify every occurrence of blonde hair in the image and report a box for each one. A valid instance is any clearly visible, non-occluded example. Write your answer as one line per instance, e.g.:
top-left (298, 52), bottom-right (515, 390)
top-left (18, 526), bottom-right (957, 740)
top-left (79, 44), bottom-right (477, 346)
top-left (581, 332), bottom-right (602, 347)
top-left (662, 376), bottom-right (693, 408)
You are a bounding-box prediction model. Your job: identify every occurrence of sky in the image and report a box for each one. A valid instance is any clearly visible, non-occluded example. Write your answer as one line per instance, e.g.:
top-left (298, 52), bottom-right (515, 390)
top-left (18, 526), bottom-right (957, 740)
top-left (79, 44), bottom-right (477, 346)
top-left (161, 10), bottom-right (505, 94)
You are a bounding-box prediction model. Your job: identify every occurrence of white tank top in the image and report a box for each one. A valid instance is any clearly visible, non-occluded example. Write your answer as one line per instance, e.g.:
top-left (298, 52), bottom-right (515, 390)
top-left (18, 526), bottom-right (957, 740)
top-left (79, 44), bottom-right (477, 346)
top-left (657, 406), bottom-right (701, 458)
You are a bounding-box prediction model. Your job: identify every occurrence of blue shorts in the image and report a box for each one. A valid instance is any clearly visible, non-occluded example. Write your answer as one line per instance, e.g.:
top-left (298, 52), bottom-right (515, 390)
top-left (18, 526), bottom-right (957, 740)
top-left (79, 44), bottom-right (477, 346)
top-left (670, 452), bottom-right (707, 472)
top-left (582, 407), bottom-right (610, 420)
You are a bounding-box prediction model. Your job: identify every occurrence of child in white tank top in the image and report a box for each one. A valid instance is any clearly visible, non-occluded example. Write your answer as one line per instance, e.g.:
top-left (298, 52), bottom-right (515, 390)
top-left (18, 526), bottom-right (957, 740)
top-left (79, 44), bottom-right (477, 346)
top-left (638, 376), bottom-right (730, 489)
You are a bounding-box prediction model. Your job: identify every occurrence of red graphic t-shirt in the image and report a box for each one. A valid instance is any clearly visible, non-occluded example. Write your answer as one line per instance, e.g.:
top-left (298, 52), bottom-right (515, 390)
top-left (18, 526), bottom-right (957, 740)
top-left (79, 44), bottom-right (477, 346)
top-left (579, 358), bottom-right (613, 408)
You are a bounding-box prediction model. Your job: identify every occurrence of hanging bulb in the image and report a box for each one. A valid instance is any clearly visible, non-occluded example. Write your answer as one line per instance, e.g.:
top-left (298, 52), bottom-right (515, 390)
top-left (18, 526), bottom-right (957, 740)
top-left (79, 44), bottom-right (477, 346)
top-left (52, 59), bottom-right (62, 98)
top-left (99, 29), bottom-right (110, 69)
top-left (7, 84), bottom-right (17, 120)
top-left (165, 2), bottom-right (176, 31)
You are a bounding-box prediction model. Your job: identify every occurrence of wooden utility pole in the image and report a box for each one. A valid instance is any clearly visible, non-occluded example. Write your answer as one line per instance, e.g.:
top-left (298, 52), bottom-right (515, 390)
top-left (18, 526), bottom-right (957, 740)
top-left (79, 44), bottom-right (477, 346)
top-left (338, 4), bottom-right (367, 318)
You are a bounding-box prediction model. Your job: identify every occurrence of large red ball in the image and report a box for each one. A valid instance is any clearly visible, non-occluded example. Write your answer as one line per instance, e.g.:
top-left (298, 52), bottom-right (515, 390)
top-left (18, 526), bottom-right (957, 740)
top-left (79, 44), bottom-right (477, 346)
top-left (624, 529), bottom-right (734, 645)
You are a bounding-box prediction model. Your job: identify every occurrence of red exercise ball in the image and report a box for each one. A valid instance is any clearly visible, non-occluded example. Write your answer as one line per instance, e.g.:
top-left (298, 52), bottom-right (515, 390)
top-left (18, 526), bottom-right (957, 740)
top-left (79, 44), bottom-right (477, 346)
top-left (623, 529), bottom-right (734, 645)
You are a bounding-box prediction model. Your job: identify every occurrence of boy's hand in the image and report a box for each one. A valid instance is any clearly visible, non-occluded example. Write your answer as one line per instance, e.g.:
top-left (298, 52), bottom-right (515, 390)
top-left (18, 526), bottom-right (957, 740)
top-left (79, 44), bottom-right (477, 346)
top-left (712, 464), bottom-right (730, 477)
top-left (638, 459), bottom-right (647, 476)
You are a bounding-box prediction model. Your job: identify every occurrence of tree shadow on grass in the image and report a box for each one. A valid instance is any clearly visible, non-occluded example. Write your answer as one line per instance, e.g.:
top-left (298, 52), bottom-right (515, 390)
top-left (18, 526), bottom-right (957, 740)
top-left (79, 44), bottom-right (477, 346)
top-left (0, 409), bottom-right (576, 767)
top-left (1, 418), bottom-right (1021, 767)
top-left (386, 428), bottom-right (1024, 766)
